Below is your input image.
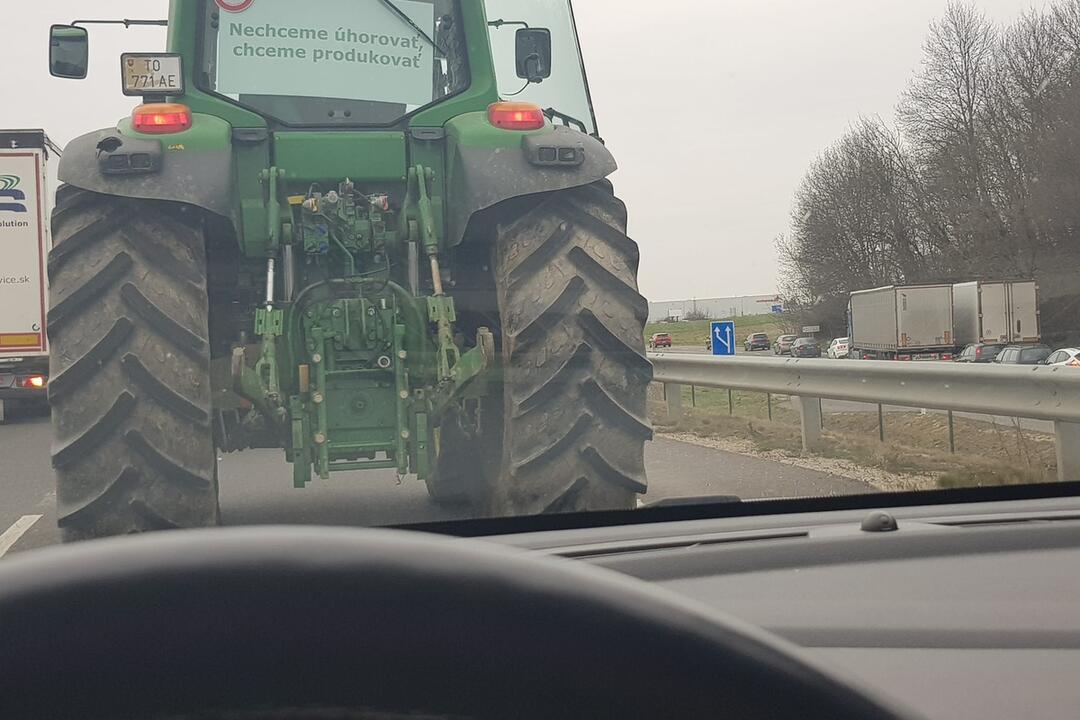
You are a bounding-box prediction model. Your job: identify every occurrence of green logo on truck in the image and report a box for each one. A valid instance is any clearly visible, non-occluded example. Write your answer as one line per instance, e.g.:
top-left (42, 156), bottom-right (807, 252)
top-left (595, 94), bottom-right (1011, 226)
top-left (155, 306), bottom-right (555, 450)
top-left (0, 175), bottom-right (27, 213)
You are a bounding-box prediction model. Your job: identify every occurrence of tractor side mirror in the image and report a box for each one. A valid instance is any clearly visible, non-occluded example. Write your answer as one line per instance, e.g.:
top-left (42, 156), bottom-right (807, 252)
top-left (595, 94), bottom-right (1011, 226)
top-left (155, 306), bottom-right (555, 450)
top-left (515, 28), bottom-right (552, 83)
top-left (49, 24), bottom-right (89, 79)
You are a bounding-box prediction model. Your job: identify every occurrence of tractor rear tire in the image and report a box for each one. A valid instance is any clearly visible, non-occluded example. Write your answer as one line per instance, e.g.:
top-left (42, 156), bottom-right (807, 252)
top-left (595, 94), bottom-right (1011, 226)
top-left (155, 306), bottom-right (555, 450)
top-left (489, 181), bottom-right (653, 515)
top-left (47, 186), bottom-right (219, 541)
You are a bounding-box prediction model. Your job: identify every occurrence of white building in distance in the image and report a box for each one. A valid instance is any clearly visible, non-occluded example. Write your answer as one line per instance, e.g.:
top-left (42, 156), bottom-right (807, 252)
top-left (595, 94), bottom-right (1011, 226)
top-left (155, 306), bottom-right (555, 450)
top-left (648, 294), bottom-right (782, 323)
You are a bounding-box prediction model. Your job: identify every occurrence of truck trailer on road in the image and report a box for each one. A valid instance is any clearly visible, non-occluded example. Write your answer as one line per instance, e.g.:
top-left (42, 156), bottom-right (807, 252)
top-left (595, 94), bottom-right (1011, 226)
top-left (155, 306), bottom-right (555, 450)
top-left (0, 130), bottom-right (52, 422)
top-left (849, 284), bottom-right (955, 360)
top-left (952, 280), bottom-right (1040, 346)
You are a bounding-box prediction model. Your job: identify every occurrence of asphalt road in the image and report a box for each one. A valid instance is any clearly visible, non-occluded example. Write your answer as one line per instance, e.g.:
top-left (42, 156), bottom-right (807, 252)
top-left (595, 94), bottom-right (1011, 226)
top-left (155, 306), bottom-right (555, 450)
top-left (0, 413), bottom-right (870, 557)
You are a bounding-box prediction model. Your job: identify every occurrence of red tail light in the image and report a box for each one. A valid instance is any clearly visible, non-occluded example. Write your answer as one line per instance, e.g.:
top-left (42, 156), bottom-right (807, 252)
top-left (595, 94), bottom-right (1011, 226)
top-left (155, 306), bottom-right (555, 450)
top-left (133, 103), bottom-right (192, 134)
top-left (487, 102), bottom-right (545, 131)
top-left (17, 375), bottom-right (46, 389)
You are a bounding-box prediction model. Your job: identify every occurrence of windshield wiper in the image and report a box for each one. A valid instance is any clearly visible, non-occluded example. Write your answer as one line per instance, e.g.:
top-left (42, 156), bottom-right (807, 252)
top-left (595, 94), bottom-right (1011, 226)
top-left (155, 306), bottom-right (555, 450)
top-left (645, 494), bottom-right (742, 509)
top-left (487, 18), bottom-right (530, 29)
top-left (377, 0), bottom-right (437, 52)
top-left (543, 107), bottom-right (589, 134)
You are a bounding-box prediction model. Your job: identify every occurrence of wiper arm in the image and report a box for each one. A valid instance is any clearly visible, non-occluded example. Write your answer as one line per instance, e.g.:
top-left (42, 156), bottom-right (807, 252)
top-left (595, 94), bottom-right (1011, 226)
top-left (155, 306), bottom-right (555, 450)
top-left (543, 107), bottom-right (588, 134)
top-left (488, 18), bottom-right (530, 29)
top-left (644, 494), bottom-right (742, 509)
top-left (377, 0), bottom-right (437, 52)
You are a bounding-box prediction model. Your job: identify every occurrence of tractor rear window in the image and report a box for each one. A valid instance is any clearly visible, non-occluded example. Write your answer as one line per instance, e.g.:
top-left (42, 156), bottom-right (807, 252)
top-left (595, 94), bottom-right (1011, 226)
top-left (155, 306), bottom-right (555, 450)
top-left (199, 0), bottom-right (468, 125)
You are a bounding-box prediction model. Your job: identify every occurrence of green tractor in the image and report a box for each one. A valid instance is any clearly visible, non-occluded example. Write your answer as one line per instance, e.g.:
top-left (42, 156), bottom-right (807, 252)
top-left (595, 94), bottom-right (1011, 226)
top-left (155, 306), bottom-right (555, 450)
top-left (46, 0), bottom-right (651, 540)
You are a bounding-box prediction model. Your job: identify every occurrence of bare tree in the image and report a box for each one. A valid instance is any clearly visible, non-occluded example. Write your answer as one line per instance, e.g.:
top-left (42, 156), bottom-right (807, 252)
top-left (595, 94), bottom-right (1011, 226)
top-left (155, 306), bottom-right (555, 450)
top-left (780, 0), bottom-right (1080, 343)
top-left (778, 118), bottom-right (931, 331)
top-left (899, 1), bottom-right (1002, 268)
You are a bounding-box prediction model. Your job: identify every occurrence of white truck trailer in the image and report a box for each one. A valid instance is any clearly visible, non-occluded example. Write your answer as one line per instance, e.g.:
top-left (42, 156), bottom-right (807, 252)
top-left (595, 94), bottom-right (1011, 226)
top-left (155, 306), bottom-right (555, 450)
top-left (952, 280), bottom-right (1040, 346)
top-left (0, 130), bottom-right (52, 422)
top-left (849, 284), bottom-right (955, 360)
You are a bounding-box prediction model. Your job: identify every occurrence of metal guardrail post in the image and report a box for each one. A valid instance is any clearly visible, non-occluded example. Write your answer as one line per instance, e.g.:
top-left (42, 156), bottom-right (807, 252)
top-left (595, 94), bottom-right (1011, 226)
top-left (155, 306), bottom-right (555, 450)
top-left (948, 411), bottom-right (956, 454)
top-left (1055, 421), bottom-right (1080, 482)
top-left (796, 396), bottom-right (824, 452)
top-left (666, 383), bottom-right (683, 420)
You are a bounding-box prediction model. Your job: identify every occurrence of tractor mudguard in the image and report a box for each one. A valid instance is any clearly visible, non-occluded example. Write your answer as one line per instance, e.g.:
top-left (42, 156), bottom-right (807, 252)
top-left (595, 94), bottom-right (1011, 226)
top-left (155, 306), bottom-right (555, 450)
top-left (57, 114), bottom-right (236, 222)
top-left (444, 119), bottom-right (617, 247)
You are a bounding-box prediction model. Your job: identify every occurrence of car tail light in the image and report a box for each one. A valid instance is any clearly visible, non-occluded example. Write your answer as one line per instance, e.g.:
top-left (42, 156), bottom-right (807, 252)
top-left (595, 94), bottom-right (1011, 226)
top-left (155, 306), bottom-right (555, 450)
top-left (17, 374), bottom-right (46, 389)
top-left (941, 353), bottom-right (953, 361)
top-left (1067, 359), bottom-right (1080, 368)
top-left (488, 102), bottom-right (546, 130)
top-left (132, 103), bottom-right (192, 134)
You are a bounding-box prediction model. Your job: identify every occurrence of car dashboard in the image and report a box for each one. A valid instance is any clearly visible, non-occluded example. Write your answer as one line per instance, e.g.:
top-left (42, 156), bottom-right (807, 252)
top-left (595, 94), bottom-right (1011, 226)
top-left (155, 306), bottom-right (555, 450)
top-left (481, 496), bottom-right (1080, 720)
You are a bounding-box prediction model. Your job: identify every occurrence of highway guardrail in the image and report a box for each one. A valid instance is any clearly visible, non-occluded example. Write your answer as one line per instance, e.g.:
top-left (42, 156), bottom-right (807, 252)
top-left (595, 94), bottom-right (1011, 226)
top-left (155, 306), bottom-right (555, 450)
top-left (648, 353), bottom-right (1080, 482)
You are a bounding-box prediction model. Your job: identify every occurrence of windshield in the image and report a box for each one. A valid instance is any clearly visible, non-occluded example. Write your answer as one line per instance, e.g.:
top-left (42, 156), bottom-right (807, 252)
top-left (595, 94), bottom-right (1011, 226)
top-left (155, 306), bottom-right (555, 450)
top-left (4, 0), bottom-right (1080, 556)
top-left (198, 0), bottom-right (468, 125)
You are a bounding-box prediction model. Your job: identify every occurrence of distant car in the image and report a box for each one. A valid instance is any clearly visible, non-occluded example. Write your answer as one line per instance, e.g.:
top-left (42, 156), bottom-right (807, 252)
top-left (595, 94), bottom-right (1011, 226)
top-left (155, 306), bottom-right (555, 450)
top-left (993, 345), bottom-right (1052, 365)
top-left (955, 343), bottom-right (1005, 364)
top-left (648, 333), bottom-right (672, 349)
top-left (743, 333), bottom-right (770, 352)
top-left (773, 335), bottom-right (798, 355)
top-left (790, 337), bottom-right (821, 358)
top-left (1044, 348), bottom-right (1080, 367)
top-left (826, 337), bottom-right (850, 359)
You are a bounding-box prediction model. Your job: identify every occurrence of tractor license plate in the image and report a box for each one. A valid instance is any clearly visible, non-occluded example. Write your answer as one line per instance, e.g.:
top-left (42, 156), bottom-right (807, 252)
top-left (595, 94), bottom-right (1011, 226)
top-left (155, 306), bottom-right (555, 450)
top-left (121, 54), bottom-right (184, 96)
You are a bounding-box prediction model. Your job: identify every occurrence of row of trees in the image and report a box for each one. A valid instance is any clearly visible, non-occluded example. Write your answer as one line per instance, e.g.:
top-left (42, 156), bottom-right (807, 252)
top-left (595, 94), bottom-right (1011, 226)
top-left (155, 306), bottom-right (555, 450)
top-left (779, 0), bottom-right (1080, 340)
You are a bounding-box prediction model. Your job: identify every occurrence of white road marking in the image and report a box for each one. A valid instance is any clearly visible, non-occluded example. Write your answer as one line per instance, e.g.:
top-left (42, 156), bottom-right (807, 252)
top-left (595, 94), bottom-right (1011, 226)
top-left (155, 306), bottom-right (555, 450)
top-left (0, 515), bottom-right (43, 557)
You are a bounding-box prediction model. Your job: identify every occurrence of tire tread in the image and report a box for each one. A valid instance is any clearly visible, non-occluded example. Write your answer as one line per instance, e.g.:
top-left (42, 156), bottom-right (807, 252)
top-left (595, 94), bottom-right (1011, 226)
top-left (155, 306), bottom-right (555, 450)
top-left (48, 186), bottom-right (218, 540)
top-left (491, 182), bottom-right (652, 515)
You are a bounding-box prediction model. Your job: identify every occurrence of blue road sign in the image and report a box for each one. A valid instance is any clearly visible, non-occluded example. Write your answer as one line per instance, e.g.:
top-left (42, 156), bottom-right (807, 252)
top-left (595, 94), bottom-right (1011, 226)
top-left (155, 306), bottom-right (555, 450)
top-left (771, 304), bottom-right (784, 314)
top-left (710, 320), bottom-right (736, 356)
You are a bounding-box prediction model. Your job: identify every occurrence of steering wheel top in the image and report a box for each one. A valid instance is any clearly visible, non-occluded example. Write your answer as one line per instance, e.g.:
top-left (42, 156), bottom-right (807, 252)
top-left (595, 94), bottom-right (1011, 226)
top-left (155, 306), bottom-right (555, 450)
top-left (0, 527), bottom-right (914, 719)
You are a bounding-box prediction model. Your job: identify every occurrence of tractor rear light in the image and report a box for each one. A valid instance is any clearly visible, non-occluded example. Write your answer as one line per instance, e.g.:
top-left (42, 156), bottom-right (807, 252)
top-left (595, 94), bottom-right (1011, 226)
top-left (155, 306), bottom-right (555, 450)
top-left (132, 103), bottom-right (192, 134)
top-left (488, 102), bottom-right (545, 131)
top-left (17, 375), bottom-right (46, 389)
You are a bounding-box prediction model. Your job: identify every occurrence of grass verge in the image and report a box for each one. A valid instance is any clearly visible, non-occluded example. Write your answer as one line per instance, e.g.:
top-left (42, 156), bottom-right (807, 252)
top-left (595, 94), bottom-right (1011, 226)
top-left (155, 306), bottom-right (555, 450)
top-left (646, 313), bottom-right (794, 348)
top-left (649, 385), bottom-right (1055, 490)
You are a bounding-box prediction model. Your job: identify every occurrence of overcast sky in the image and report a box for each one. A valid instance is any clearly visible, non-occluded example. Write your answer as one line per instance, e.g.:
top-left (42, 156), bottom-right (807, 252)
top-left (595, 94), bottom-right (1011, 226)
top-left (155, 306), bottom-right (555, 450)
top-left (4, 1), bottom-right (1042, 301)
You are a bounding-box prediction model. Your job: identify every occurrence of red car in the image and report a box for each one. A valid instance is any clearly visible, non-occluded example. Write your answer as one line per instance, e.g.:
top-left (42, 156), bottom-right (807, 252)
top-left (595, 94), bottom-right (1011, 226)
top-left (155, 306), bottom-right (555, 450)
top-left (649, 333), bottom-right (673, 349)
top-left (773, 335), bottom-right (798, 355)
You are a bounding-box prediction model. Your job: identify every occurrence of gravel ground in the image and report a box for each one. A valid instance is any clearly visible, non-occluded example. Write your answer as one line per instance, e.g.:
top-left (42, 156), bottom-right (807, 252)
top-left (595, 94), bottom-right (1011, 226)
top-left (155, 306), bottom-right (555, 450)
top-left (662, 431), bottom-right (939, 493)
